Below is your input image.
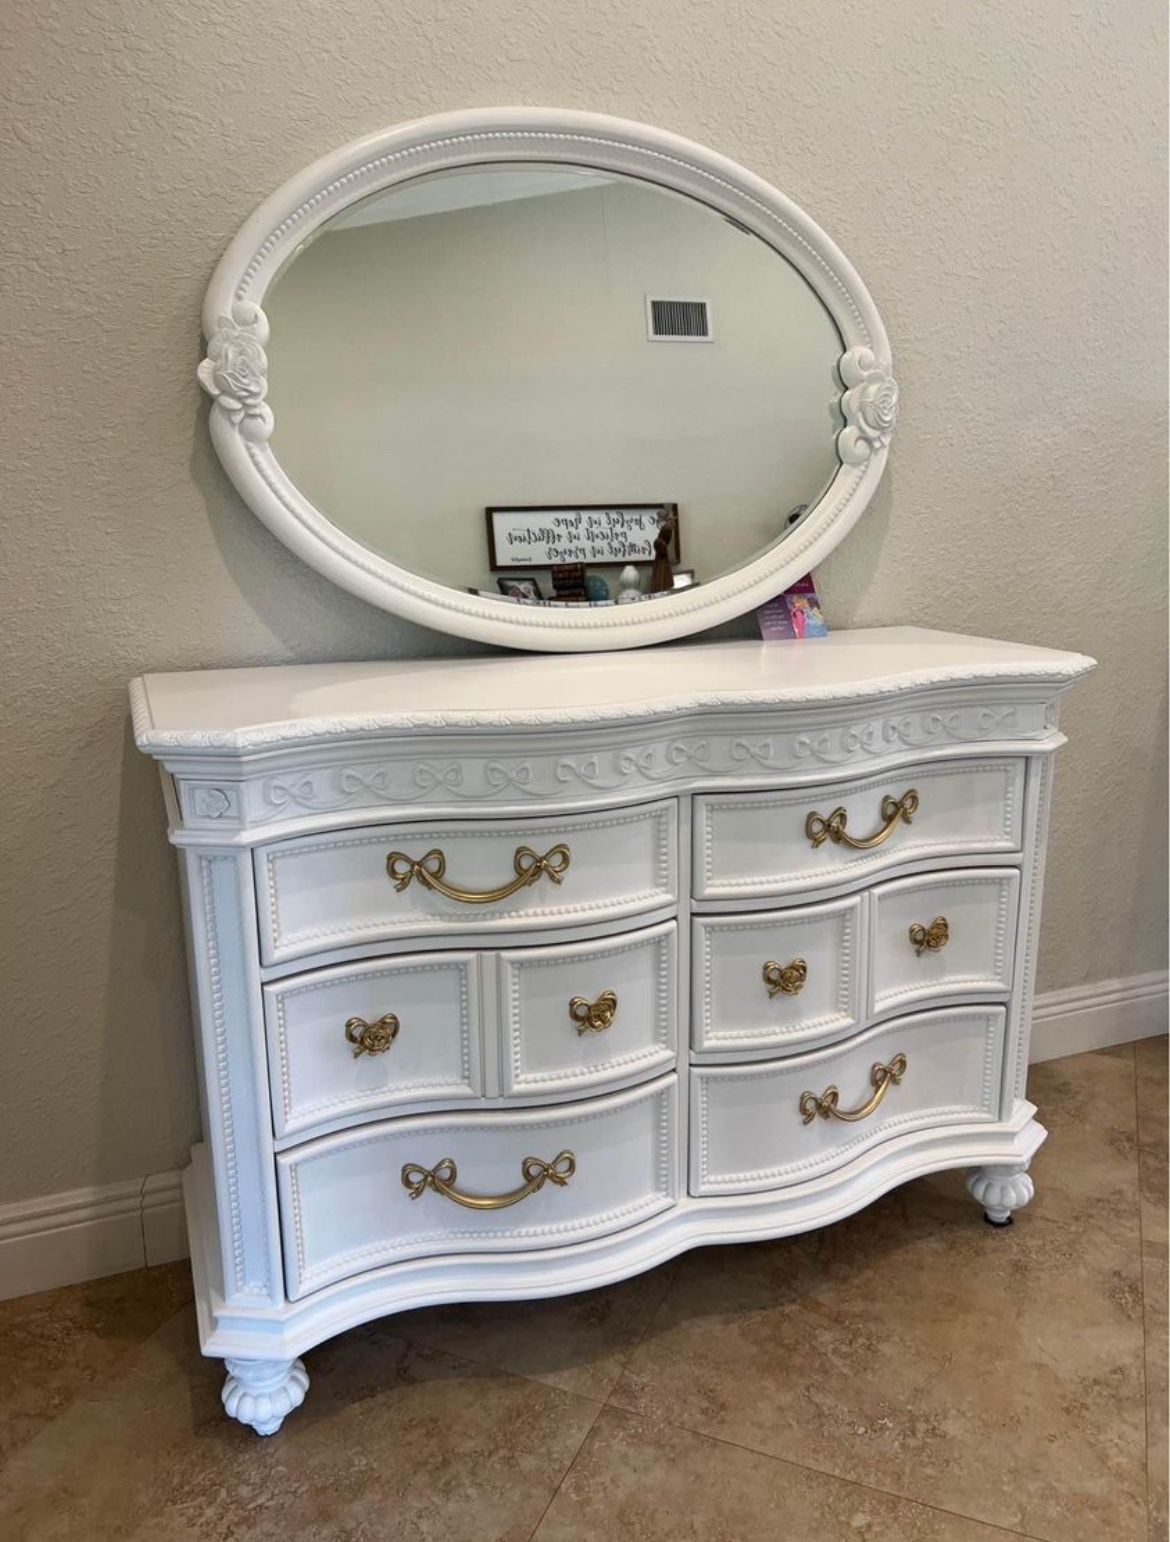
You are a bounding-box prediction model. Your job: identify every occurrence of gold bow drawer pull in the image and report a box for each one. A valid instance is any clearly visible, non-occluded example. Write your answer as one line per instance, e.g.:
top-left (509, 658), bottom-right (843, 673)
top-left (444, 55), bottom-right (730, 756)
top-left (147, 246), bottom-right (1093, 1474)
top-left (344, 1013), bottom-right (399, 1058)
top-left (569, 990), bottom-right (618, 1034)
top-left (763, 958), bottom-right (807, 998)
top-left (805, 789), bottom-right (919, 851)
top-left (799, 1054), bottom-right (908, 1125)
top-left (386, 843), bottom-right (571, 905)
top-left (400, 1151), bottom-right (576, 1211)
top-left (909, 916), bottom-right (949, 955)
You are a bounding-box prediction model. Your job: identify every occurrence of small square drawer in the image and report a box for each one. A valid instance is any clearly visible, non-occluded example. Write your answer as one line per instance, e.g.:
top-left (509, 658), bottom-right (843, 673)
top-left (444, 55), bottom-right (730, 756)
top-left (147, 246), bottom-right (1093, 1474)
top-left (264, 954), bottom-right (482, 1139)
top-left (694, 759), bottom-right (1023, 900)
top-left (277, 1075), bottom-right (679, 1298)
top-left (691, 1007), bottom-right (1005, 1195)
top-left (254, 800), bottom-right (678, 965)
top-left (869, 869), bottom-right (1019, 1017)
top-left (692, 896), bottom-right (863, 1056)
top-left (497, 920), bottom-right (677, 1098)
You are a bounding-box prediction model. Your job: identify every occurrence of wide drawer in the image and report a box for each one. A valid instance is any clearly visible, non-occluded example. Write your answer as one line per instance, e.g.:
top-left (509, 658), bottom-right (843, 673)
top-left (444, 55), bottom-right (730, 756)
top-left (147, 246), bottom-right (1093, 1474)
top-left (254, 800), bottom-right (678, 964)
top-left (690, 1007), bottom-right (1005, 1195)
top-left (870, 869), bottom-right (1019, 1016)
top-left (498, 921), bottom-right (677, 1097)
top-left (263, 953), bottom-right (482, 1140)
top-left (693, 759), bottom-right (1023, 900)
top-left (277, 1075), bottom-right (679, 1297)
top-left (692, 896), bottom-right (863, 1055)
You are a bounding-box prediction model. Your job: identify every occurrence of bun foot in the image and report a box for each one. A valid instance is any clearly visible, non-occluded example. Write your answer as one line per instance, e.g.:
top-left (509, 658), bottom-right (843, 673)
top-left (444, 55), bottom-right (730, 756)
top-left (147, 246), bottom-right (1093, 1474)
top-left (966, 1163), bottom-right (1034, 1227)
top-left (222, 1356), bottom-right (309, 1435)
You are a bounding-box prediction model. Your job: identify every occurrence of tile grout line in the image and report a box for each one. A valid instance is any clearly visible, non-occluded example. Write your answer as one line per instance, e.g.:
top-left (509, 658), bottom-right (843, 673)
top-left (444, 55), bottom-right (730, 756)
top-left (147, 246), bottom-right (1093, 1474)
top-left (372, 1042), bottom-right (1158, 1535)
top-left (599, 1198), bottom-right (1136, 1542)
top-left (527, 1262), bottom-right (686, 1540)
top-left (605, 1263), bottom-right (1054, 1534)
top-left (607, 1403), bottom-right (1055, 1542)
top-left (598, 1256), bottom-right (683, 1412)
top-left (524, 1396), bottom-right (606, 1542)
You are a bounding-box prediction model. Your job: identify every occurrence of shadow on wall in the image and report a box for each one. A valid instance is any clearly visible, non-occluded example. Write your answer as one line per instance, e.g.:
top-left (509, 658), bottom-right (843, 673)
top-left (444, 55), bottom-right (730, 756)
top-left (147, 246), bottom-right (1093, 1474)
top-left (188, 404), bottom-right (496, 668)
top-left (102, 716), bottom-right (201, 1187)
top-left (814, 471), bottom-right (895, 626)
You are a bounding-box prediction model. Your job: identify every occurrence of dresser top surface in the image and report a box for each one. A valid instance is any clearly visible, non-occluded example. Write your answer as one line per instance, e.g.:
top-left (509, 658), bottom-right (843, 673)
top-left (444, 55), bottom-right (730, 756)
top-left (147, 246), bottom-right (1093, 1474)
top-left (131, 628), bottom-right (1094, 755)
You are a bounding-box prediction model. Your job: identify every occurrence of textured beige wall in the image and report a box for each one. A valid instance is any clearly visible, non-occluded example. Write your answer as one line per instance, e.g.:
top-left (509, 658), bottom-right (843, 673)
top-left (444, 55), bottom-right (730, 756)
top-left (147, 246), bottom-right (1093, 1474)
top-left (0, 0), bottom-right (1165, 1205)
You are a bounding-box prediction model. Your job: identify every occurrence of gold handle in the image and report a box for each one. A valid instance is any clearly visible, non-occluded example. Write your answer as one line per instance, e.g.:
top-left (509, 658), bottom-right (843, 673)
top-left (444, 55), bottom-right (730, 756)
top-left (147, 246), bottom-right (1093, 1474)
top-left (805, 789), bottom-right (919, 851)
top-left (763, 959), bottom-right (808, 998)
top-left (385, 844), bottom-right (571, 905)
top-left (909, 916), bottom-right (950, 955)
top-left (799, 1054), bottom-right (908, 1124)
top-left (344, 1013), bottom-right (400, 1058)
top-left (569, 990), bottom-right (618, 1034)
top-left (400, 1150), bottom-right (576, 1210)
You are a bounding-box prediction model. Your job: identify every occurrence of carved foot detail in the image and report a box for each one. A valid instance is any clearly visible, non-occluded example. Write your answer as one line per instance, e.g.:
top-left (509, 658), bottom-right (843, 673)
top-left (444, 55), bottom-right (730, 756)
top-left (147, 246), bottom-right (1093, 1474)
top-left (222, 1356), bottom-right (308, 1435)
top-left (966, 1163), bottom-right (1035, 1227)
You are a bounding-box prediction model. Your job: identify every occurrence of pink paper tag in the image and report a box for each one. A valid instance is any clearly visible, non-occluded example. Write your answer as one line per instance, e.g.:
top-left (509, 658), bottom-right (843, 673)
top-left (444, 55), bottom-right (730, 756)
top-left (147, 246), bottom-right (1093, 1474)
top-left (757, 575), bottom-right (829, 640)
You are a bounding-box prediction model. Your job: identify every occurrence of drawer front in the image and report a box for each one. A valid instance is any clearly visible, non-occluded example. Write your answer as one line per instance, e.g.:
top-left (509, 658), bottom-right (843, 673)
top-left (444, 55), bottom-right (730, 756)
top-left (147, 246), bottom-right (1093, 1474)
top-left (255, 801), bottom-right (678, 964)
top-left (694, 759), bottom-right (1023, 900)
top-left (498, 921), bottom-right (677, 1097)
top-left (691, 1007), bottom-right (1004, 1195)
top-left (264, 954), bottom-right (482, 1139)
top-left (870, 869), bottom-right (1019, 1017)
top-left (692, 896), bottom-right (863, 1055)
top-left (277, 1075), bottom-right (679, 1297)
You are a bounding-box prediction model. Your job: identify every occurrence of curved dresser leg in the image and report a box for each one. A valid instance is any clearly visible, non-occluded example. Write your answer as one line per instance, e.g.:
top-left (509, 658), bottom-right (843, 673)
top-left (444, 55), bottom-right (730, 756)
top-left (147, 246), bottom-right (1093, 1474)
top-left (966, 1162), bottom-right (1035, 1227)
top-left (222, 1356), bottom-right (309, 1435)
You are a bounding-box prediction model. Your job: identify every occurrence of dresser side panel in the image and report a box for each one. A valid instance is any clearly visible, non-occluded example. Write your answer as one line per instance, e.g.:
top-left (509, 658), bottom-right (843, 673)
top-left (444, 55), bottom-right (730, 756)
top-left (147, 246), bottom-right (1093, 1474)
top-left (181, 848), bottom-right (284, 1306)
top-left (1005, 755), bottom-right (1057, 1111)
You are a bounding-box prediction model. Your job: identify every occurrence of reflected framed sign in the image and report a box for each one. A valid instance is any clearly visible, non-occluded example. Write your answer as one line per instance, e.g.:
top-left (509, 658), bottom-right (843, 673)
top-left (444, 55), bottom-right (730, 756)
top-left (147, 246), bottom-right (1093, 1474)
top-left (485, 505), bottom-right (681, 570)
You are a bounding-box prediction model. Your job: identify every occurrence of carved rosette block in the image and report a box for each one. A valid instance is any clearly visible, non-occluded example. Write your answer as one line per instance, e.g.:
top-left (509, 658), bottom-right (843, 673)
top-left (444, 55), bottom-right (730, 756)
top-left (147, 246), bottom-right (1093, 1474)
top-left (837, 346), bottom-right (898, 466)
top-left (222, 1356), bottom-right (309, 1436)
top-left (198, 302), bottom-right (274, 443)
top-left (966, 1163), bottom-right (1035, 1227)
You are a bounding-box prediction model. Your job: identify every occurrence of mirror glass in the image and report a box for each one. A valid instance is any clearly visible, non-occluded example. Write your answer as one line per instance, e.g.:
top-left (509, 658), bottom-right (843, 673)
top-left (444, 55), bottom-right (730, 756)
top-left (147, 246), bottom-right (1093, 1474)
top-left (264, 163), bottom-right (845, 607)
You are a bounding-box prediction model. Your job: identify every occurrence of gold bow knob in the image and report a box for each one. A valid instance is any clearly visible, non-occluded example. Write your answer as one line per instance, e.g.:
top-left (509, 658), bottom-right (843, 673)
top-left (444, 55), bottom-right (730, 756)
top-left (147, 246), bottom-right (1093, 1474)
top-left (909, 916), bottom-right (950, 955)
top-left (569, 990), bottom-right (619, 1034)
top-left (762, 959), bottom-right (808, 998)
top-left (344, 1013), bottom-right (400, 1058)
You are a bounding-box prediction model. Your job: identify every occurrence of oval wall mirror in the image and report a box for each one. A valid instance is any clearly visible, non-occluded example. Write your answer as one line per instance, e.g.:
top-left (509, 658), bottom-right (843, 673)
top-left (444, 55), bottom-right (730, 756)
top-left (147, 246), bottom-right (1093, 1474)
top-left (198, 108), bottom-right (896, 651)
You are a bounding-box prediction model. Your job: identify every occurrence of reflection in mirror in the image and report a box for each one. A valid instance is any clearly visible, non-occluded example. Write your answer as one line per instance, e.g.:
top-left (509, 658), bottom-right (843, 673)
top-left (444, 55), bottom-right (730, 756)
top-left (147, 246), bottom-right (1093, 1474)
top-left (265, 164), bottom-right (845, 605)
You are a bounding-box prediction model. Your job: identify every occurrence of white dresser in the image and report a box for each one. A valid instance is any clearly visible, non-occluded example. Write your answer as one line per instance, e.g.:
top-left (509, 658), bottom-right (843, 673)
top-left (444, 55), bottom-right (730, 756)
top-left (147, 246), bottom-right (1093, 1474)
top-left (132, 629), bottom-right (1092, 1433)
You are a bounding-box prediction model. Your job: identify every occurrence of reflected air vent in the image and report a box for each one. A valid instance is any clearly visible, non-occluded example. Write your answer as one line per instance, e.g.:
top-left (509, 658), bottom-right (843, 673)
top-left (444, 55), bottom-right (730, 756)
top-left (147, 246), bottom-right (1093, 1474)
top-left (646, 297), bottom-right (712, 342)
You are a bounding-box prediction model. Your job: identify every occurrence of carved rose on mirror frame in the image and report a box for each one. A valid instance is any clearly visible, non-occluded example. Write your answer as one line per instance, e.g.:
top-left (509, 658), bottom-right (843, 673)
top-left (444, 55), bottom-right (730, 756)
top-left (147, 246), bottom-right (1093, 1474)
top-left (197, 302), bottom-right (274, 443)
top-left (836, 346), bottom-right (898, 466)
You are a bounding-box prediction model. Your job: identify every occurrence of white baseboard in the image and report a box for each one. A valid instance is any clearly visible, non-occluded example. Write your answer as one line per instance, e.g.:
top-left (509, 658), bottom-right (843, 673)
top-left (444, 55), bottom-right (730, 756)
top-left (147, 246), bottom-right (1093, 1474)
top-left (1, 973), bottom-right (1164, 1301)
top-left (1029, 971), bottom-right (1168, 1063)
top-left (142, 1170), bottom-right (188, 1268)
top-left (0, 1169), bottom-right (188, 1302)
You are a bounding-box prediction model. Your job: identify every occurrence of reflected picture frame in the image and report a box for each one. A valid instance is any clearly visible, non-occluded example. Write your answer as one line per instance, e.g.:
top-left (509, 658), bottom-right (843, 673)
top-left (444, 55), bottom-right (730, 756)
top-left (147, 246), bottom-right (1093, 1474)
top-left (496, 573), bottom-right (545, 601)
top-left (486, 505), bottom-right (681, 572)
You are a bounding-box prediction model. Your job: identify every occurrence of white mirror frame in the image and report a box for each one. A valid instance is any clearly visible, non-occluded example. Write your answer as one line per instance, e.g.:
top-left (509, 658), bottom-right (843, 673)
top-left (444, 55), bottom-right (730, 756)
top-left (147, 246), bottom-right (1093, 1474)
top-left (198, 107), bottom-right (896, 652)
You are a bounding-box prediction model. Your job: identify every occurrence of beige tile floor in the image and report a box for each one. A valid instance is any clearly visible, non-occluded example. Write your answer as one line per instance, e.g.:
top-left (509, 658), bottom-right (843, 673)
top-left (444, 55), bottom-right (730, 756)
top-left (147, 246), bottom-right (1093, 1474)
top-left (0, 1038), bottom-right (1165, 1542)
